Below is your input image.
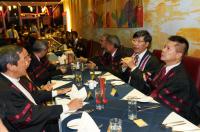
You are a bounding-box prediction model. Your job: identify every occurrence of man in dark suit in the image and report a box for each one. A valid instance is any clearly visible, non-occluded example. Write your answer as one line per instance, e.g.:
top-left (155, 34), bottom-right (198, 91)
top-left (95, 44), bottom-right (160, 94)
top-left (71, 31), bottom-right (87, 58)
top-left (101, 35), bottom-right (125, 77)
top-left (125, 35), bottom-right (199, 124)
top-left (121, 30), bottom-right (161, 94)
top-left (0, 45), bottom-right (83, 131)
top-left (82, 34), bottom-right (111, 70)
top-left (27, 40), bottom-right (65, 87)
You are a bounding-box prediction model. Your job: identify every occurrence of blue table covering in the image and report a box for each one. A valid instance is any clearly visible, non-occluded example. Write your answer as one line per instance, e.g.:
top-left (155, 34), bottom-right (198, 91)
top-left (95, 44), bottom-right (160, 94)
top-left (52, 70), bottom-right (172, 132)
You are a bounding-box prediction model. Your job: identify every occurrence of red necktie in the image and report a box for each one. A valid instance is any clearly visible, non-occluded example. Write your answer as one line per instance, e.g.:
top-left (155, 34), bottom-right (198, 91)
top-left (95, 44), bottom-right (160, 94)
top-left (150, 67), bottom-right (166, 98)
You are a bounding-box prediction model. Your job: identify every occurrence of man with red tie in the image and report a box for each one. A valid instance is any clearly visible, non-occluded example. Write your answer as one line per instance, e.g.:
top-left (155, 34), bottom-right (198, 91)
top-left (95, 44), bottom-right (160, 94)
top-left (0, 45), bottom-right (83, 131)
top-left (123, 35), bottom-right (199, 124)
top-left (121, 30), bottom-right (161, 94)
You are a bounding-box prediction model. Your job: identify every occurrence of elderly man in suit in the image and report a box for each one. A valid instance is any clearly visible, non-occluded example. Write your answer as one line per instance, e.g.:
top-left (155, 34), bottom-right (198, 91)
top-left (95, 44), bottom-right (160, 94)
top-left (0, 45), bottom-right (83, 132)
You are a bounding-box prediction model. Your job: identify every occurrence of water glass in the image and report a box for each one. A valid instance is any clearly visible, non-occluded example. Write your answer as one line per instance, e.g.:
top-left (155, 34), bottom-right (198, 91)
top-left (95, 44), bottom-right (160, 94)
top-left (128, 98), bottom-right (137, 120)
top-left (95, 88), bottom-right (104, 110)
top-left (109, 118), bottom-right (122, 132)
top-left (74, 70), bottom-right (83, 87)
top-left (90, 70), bottom-right (96, 80)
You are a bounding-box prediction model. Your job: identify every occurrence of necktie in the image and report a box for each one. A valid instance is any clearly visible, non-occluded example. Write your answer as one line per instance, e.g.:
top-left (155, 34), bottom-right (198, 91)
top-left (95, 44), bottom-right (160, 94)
top-left (134, 54), bottom-right (139, 66)
top-left (18, 79), bottom-right (37, 105)
top-left (150, 67), bottom-right (166, 98)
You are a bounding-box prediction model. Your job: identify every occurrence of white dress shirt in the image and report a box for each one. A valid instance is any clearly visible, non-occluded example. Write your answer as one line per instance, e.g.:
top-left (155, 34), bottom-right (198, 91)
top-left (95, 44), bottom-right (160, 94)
top-left (130, 49), bottom-right (147, 72)
top-left (1, 73), bottom-right (37, 105)
top-left (165, 62), bottom-right (181, 75)
top-left (1, 73), bottom-right (69, 113)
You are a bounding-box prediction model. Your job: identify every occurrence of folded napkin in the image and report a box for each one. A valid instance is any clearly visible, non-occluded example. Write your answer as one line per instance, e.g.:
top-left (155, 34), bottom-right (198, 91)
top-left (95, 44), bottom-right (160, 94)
top-left (111, 80), bottom-right (125, 86)
top-left (101, 72), bottom-right (121, 80)
top-left (162, 112), bottom-right (200, 131)
top-left (85, 80), bottom-right (98, 89)
top-left (67, 84), bottom-right (87, 101)
top-left (78, 112), bottom-right (100, 132)
top-left (51, 80), bottom-right (72, 89)
top-left (63, 75), bottom-right (75, 79)
top-left (122, 89), bottom-right (158, 104)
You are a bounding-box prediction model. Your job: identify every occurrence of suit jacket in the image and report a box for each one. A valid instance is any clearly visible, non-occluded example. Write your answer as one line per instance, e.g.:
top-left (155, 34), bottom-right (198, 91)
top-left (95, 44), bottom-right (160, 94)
top-left (90, 49), bottom-right (111, 70)
top-left (27, 54), bottom-right (61, 86)
top-left (74, 39), bottom-right (87, 58)
top-left (126, 50), bottom-right (161, 94)
top-left (141, 64), bottom-right (199, 124)
top-left (103, 48), bottom-right (125, 78)
top-left (0, 74), bottom-right (63, 132)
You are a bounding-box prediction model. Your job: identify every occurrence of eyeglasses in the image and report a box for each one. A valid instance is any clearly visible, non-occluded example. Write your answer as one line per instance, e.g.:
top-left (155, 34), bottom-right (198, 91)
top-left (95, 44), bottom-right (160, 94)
top-left (132, 39), bottom-right (145, 43)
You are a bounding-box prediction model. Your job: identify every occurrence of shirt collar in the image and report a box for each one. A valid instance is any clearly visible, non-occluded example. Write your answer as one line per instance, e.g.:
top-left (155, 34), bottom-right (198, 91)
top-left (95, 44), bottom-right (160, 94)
top-left (112, 49), bottom-right (117, 57)
top-left (138, 49), bottom-right (147, 60)
top-left (1, 72), bottom-right (20, 82)
top-left (165, 62), bottom-right (181, 74)
top-left (34, 54), bottom-right (40, 61)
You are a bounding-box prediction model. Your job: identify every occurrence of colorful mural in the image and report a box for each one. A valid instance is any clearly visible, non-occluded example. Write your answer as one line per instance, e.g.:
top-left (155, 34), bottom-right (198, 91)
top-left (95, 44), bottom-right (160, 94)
top-left (88, 0), bottom-right (143, 28)
top-left (65, 0), bottom-right (200, 57)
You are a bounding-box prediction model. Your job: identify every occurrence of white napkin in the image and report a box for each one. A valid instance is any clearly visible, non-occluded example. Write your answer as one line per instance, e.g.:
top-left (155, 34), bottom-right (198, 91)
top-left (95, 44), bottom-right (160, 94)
top-left (67, 84), bottom-right (87, 101)
top-left (63, 75), bottom-right (75, 79)
top-left (101, 72), bottom-right (121, 80)
top-left (58, 54), bottom-right (67, 65)
top-left (51, 80), bottom-right (72, 89)
top-left (111, 80), bottom-right (125, 86)
top-left (162, 112), bottom-right (200, 131)
top-left (85, 80), bottom-right (98, 90)
top-left (122, 89), bottom-right (158, 104)
top-left (78, 112), bottom-right (100, 132)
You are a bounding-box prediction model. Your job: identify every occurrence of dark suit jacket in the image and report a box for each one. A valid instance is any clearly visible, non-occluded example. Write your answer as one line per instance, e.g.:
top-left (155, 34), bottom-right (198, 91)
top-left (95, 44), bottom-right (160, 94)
top-left (0, 74), bottom-right (63, 132)
top-left (74, 39), bottom-right (87, 58)
top-left (103, 48), bottom-right (126, 78)
top-left (27, 54), bottom-right (62, 86)
top-left (126, 51), bottom-right (161, 94)
top-left (90, 49), bottom-right (111, 70)
top-left (140, 64), bottom-right (199, 124)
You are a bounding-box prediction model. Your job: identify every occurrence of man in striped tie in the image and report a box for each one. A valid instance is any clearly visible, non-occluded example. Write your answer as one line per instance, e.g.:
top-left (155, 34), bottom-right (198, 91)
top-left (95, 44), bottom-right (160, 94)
top-left (121, 30), bottom-right (161, 94)
top-left (126, 35), bottom-right (199, 125)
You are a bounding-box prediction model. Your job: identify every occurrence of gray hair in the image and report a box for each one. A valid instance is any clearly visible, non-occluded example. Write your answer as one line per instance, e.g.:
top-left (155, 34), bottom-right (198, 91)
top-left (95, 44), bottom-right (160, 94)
top-left (32, 40), bottom-right (48, 52)
top-left (106, 35), bottom-right (121, 48)
top-left (0, 45), bottom-right (23, 72)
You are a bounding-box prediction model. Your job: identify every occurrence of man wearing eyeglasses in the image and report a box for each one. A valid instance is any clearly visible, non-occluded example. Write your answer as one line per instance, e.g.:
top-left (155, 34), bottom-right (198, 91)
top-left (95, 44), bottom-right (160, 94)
top-left (121, 30), bottom-right (161, 94)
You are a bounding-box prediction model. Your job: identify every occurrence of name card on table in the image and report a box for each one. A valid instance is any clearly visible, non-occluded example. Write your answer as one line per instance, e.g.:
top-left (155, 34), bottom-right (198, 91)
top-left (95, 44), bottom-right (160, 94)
top-left (133, 119), bottom-right (148, 127)
top-left (110, 88), bottom-right (118, 97)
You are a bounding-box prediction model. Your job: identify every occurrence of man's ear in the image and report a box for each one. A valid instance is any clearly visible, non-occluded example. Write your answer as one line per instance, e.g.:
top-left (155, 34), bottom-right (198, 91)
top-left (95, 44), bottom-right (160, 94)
top-left (6, 63), bottom-right (16, 72)
top-left (145, 42), bottom-right (149, 48)
top-left (176, 52), bottom-right (183, 60)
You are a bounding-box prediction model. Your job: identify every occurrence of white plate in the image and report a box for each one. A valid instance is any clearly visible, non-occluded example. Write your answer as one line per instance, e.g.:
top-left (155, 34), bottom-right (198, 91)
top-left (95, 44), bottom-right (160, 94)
top-left (67, 118), bottom-right (81, 129)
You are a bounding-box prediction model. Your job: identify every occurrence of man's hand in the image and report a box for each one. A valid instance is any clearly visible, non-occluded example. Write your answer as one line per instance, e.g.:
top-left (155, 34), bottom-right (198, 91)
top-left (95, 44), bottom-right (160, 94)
top-left (58, 65), bottom-right (68, 74)
top-left (56, 87), bottom-right (71, 95)
top-left (121, 57), bottom-right (136, 69)
top-left (68, 99), bottom-right (83, 111)
top-left (78, 56), bottom-right (88, 63)
top-left (41, 83), bottom-right (55, 91)
top-left (87, 61), bottom-right (96, 70)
